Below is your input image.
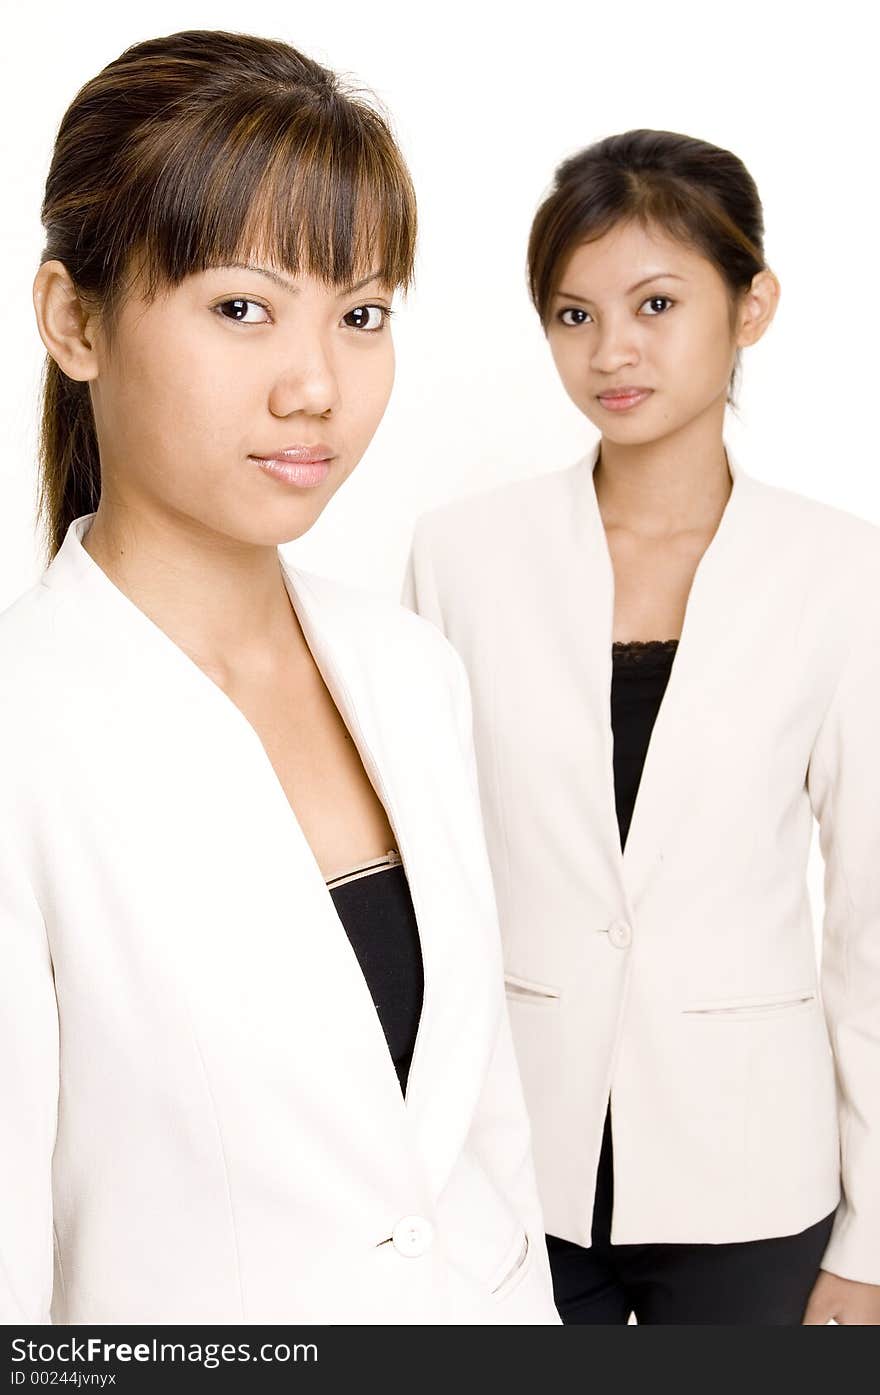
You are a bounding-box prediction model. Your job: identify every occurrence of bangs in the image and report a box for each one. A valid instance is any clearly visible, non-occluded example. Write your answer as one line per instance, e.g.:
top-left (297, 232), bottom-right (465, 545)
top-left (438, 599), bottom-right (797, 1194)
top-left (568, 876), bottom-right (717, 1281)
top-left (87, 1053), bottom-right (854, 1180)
top-left (532, 167), bottom-right (761, 327)
top-left (117, 87), bottom-right (417, 302)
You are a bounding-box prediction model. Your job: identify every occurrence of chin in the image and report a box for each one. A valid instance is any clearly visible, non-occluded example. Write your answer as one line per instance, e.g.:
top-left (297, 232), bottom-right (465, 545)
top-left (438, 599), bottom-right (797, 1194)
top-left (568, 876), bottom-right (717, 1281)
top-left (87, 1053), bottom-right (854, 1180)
top-left (595, 412), bottom-right (692, 450)
top-left (588, 417), bottom-right (659, 446)
top-left (207, 502), bottom-right (323, 550)
top-left (267, 508), bottom-right (327, 549)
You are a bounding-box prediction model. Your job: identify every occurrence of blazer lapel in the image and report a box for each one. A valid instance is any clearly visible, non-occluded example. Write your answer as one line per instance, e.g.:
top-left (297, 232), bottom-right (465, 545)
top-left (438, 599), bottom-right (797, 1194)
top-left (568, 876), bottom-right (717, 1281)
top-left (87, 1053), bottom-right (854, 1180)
top-left (281, 561), bottom-right (500, 1202)
top-left (570, 439), bottom-right (763, 910)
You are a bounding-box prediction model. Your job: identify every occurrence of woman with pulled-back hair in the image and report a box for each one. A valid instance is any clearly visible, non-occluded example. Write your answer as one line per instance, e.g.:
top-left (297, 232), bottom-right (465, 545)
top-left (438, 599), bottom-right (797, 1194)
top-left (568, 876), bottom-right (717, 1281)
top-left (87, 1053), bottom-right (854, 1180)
top-left (404, 129), bottom-right (880, 1324)
top-left (0, 29), bottom-right (559, 1325)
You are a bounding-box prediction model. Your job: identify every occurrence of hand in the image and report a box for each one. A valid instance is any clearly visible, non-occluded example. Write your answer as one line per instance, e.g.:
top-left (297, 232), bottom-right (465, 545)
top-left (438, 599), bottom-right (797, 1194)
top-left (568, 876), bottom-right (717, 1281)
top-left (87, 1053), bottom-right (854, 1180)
top-left (802, 1268), bottom-right (880, 1324)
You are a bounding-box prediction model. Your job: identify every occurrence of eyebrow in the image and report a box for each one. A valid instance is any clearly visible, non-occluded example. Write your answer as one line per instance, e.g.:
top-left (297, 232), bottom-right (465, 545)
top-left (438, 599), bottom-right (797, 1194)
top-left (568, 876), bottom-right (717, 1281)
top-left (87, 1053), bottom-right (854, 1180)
top-left (554, 272), bottom-right (686, 303)
top-left (214, 262), bottom-right (386, 296)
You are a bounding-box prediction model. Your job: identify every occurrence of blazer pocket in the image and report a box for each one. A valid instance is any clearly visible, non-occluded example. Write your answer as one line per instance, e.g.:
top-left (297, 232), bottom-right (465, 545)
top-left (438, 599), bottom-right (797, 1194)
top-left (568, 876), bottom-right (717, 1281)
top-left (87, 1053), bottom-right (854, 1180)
top-left (489, 1229), bottom-right (531, 1299)
top-left (504, 973), bottom-right (561, 1004)
top-left (681, 990), bottom-right (817, 1020)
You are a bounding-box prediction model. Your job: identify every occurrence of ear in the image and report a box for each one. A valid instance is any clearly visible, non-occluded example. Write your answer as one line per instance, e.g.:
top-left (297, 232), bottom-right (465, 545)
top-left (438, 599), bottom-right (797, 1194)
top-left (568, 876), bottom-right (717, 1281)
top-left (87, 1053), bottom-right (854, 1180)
top-left (32, 260), bottom-right (100, 382)
top-left (735, 267), bottom-right (781, 349)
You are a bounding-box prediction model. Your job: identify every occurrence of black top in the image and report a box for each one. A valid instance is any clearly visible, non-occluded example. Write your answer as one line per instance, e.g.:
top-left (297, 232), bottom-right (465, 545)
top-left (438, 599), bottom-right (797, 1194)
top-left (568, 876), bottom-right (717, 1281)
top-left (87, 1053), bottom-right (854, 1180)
top-left (326, 853), bottom-right (424, 1096)
top-left (610, 639), bottom-right (679, 852)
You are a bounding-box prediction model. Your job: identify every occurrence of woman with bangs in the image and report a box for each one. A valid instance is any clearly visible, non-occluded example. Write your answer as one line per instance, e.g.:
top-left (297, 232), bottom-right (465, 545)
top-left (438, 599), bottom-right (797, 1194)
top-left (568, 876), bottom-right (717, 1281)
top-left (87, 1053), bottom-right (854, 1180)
top-left (404, 130), bottom-right (880, 1323)
top-left (0, 29), bottom-right (559, 1326)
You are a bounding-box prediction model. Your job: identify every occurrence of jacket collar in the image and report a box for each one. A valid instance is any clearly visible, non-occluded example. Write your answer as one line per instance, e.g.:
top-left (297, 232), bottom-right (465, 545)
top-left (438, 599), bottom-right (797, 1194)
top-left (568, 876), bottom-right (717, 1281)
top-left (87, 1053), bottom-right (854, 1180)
top-left (573, 435), bottom-right (751, 545)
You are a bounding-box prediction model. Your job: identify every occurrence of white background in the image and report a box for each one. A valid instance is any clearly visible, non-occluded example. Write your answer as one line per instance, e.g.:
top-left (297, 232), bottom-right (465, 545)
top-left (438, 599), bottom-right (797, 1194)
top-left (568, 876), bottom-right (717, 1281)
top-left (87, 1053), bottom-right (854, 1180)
top-left (1, 0), bottom-right (876, 951)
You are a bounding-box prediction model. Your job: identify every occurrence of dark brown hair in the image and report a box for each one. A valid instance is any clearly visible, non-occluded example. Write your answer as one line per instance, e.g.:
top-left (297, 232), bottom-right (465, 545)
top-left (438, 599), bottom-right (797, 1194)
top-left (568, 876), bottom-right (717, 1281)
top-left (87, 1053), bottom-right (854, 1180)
top-left (527, 128), bottom-right (768, 408)
top-left (36, 29), bottom-right (418, 560)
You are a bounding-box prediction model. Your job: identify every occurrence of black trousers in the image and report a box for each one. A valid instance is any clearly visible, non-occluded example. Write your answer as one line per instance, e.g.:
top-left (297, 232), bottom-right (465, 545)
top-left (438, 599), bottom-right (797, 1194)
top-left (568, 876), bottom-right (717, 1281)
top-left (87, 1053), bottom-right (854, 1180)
top-left (546, 1104), bottom-right (837, 1324)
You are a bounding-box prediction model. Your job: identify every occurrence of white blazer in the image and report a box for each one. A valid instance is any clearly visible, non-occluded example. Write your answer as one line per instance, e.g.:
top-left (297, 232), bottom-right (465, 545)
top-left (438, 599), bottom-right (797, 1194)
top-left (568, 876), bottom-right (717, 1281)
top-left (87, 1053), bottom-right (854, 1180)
top-left (0, 513), bottom-right (560, 1326)
top-left (402, 438), bottom-right (880, 1286)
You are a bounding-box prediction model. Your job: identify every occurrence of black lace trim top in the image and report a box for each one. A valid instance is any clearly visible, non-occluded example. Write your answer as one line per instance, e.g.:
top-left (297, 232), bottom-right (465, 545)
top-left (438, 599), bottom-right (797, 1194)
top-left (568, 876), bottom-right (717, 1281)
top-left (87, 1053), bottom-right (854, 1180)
top-left (611, 639), bottom-right (679, 852)
top-left (326, 851), bottom-right (424, 1096)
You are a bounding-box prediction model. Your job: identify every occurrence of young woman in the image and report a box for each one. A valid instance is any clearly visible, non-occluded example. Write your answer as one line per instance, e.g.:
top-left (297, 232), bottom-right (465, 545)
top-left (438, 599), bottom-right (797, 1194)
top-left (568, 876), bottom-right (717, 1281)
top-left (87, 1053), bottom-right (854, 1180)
top-left (0, 29), bottom-right (559, 1326)
top-left (402, 129), bottom-right (880, 1324)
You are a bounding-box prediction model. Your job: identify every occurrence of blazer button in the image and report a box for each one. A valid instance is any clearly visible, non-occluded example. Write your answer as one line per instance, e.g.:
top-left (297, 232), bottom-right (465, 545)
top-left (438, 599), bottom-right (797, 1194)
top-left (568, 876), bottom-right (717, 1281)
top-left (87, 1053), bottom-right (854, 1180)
top-left (392, 1215), bottom-right (434, 1257)
top-left (607, 919), bottom-right (632, 950)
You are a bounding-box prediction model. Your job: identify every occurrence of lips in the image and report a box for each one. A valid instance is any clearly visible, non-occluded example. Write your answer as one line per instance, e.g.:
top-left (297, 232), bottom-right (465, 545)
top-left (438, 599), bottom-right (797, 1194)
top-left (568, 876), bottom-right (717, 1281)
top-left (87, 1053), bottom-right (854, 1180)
top-left (598, 388), bottom-right (652, 400)
top-left (249, 444), bottom-right (334, 464)
top-left (596, 388), bottom-right (653, 413)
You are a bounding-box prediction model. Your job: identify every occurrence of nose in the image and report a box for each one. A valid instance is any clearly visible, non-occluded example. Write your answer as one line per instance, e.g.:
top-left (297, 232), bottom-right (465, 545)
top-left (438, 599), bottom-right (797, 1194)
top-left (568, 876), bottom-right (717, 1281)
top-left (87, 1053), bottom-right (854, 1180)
top-left (267, 337), bottom-right (341, 419)
top-left (589, 315), bottom-right (639, 375)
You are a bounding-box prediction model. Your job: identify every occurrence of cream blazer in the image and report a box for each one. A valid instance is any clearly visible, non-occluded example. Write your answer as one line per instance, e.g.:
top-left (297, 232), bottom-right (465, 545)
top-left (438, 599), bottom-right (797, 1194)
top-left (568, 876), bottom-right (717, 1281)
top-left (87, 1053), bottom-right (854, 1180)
top-left (402, 438), bottom-right (880, 1285)
top-left (0, 513), bottom-right (560, 1326)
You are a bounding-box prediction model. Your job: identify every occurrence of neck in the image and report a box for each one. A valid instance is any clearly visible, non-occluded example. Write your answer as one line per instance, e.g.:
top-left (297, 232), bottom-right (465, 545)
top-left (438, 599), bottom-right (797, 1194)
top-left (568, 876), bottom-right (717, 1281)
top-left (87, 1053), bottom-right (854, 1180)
top-left (81, 497), bottom-right (306, 681)
top-left (593, 402), bottom-right (732, 538)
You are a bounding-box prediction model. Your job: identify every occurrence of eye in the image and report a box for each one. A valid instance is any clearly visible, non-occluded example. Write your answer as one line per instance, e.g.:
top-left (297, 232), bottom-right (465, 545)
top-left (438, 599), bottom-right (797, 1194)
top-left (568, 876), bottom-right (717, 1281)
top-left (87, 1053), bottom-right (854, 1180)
top-left (640, 295), bottom-right (674, 316)
top-left (213, 298), bottom-right (271, 324)
top-left (558, 307), bottom-right (591, 327)
top-left (342, 304), bottom-right (393, 332)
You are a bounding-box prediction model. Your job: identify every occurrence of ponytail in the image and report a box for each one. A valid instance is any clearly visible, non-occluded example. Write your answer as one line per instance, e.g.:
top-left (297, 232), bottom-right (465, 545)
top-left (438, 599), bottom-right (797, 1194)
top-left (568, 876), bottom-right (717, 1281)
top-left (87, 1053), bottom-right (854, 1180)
top-left (37, 355), bottom-right (101, 562)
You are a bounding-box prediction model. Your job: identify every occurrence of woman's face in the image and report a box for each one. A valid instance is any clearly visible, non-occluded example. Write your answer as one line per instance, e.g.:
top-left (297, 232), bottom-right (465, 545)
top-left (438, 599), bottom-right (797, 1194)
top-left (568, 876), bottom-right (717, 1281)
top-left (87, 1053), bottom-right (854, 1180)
top-left (545, 218), bottom-right (743, 445)
top-left (86, 254), bottom-right (397, 545)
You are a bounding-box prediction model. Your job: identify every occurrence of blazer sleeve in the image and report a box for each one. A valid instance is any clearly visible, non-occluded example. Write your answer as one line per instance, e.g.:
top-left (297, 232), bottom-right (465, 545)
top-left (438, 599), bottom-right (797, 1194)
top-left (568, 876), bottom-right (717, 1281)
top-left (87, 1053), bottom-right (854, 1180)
top-left (807, 588), bottom-right (880, 1286)
top-left (445, 636), bottom-right (554, 1297)
top-left (0, 813), bottom-right (59, 1323)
